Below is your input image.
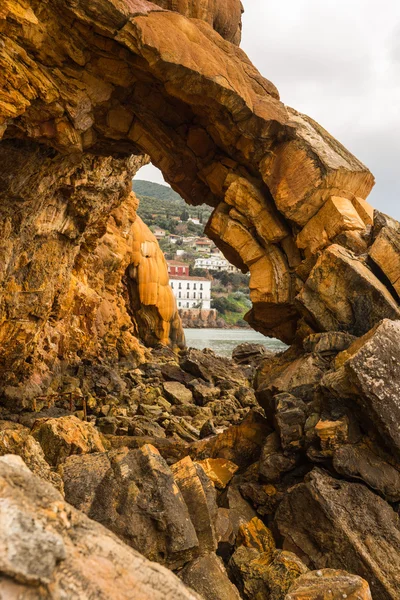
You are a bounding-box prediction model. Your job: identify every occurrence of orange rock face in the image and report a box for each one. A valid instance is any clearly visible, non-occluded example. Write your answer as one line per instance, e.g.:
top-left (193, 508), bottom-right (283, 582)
top-left (0, 0), bottom-right (398, 393)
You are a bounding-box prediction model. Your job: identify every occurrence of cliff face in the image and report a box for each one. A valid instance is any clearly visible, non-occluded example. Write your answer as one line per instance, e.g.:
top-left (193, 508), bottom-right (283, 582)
top-left (0, 0), bottom-right (399, 389)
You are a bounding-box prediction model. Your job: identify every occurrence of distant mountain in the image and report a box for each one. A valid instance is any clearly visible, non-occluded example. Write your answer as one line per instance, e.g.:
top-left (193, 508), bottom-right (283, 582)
top-left (132, 179), bottom-right (182, 203)
top-left (132, 179), bottom-right (212, 223)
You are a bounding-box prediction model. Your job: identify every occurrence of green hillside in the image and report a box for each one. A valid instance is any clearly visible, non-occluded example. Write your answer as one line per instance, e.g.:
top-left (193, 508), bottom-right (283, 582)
top-left (132, 179), bottom-right (212, 224)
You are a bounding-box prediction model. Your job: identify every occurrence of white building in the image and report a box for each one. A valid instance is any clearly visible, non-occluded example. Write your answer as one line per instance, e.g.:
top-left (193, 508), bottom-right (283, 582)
top-left (195, 256), bottom-right (229, 271)
top-left (170, 276), bottom-right (211, 310)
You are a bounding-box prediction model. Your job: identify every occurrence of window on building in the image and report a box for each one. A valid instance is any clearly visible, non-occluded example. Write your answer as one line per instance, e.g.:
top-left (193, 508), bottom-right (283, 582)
top-left (187, 283), bottom-right (190, 289)
top-left (200, 284), bottom-right (203, 290)
top-left (178, 301), bottom-right (181, 307)
top-left (179, 283), bottom-right (182, 289)
top-left (187, 292), bottom-right (189, 298)
top-left (193, 284), bottom-right (196, 290)
top-left (187, 302), bottom-right (189, 308)
top-left (193, 292), bottom-right (196, 299)
top-left (200, 292), bottom-right (202, 299)
top-left (170, 282), bottom-right (173, 288)
top-left (179, 292), bottom-right (181, 298)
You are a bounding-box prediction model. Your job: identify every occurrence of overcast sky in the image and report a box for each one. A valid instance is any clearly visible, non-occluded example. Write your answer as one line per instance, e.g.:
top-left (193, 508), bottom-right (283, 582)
top-left (136, 0), bottom-right (400, 219)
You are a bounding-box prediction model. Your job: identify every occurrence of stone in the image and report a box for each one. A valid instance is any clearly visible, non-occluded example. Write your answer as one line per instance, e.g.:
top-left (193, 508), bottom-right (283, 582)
top-left (230, 545), bottom-right (308, 600)
top-left (191, 410), bottom-right (271, 468)
top-left (0, 421), bottom-right (63, 492)
top-left (236, 517), bottom-right (276, 557)
top-left (369, 223), bottom-right (400, 296)
top-left (296, 196), bottom-right (369, 254)
top-left (275, 468), bottom-right (400, 598)
top-left (0, 454), bottom-right (199, 599)
top-left (190, 380), bottom-right (220, 406)
top-left (259, 432), bottom-right (298, 483)
top-left (163, 381), bottom-right (193, 406)
top-left (180, 553), bottom-right (241, 600)
top-left (303, 331), bottom-right (357, 355)
top-left (296, 245), bottom-right (400, 337)
top-left (31, 416), bottom-right (105, 467)
top-left (333, 444), bottom-right (400, 503)
top-left (196, 458), bottom-right (239, 489)
top-left (273, 393), bottom-right (307, 451)
top-left (62, 445), bottom-right (199, 569)
top-left (170, 456), bottom-right (217, 555)
top-left (286, 569), bottom-right (372, 600)
top-left (232, 343), bottom-right (271, 367)
top-left (315, 418), bottom-right (349, 456)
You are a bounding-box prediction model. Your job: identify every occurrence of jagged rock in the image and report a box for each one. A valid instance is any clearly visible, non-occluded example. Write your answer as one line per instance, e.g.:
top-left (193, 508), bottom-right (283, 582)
top-left (303, 332), bottom-right (357, 355)
top-left (105, 434), bottom-right (189, 464)
top-left (286, 569), bottom-right (372, 600)
top-left (0, 421), bottom-right (63, 492)
top-left (314, 418), bottom-right (349, 456)
top-left (189, 380), bottom-right (220, 406)
top-left (163, 381), bottom-right (194, 406)
top-left (31, 416), bottom-right (105, 467)
top-left (259, 432), bottom-right (298, 483)
top-left (196, 457), bottom-right (239, 489)
top-left (236, 517), bottom-right (276, 557)
top-left (369, 221), bottom-right (400, 297)
top-left (296, 245), bottom-right (400, 337)
top-left (62, 444), bottom-right (200, 569)
top-left (333, 444), bottom-right (400, 503)
top-left (180, 349), bottom-right (248, 388)
top-left (191, 410), bottom-right (271, 468)
top-left (232, 343), bottom-right (272, 367)
top-left (327, 319), bottom-right (400, 459)
top-left (199, 420), bottom-right (217, 439)
top-left (230, 545), bottom-right (308, 600)
top-left (273, 393), bottom-right (307, 451)
top-left (171, 456), bottom-right (218, 555)
top-left (275, 469), bottom-right (400, 599)
top-left (0, 454), bottom-right (200, 599)
top-left (256, 348), bottom-right (327, 418)
top-left (180, 553), bottom-right (241, 600)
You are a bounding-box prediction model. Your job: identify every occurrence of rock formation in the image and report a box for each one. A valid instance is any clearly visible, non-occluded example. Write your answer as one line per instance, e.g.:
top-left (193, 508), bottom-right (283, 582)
top-left (1, 1), bottom-right (400, 599)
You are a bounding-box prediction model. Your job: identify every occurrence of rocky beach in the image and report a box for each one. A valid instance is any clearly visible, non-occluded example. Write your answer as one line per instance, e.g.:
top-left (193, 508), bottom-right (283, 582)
top-left (0, 0), bottom-right (399, 598)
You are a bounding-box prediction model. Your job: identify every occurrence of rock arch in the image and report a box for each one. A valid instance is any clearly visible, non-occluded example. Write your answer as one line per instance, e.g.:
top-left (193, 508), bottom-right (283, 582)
top-left (1, 0), bottom-right (399, 393)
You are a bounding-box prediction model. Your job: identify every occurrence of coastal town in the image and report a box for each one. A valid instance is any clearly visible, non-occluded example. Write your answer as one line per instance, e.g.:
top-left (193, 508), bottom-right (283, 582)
top-left (133, 179), bottom-right (251, 328)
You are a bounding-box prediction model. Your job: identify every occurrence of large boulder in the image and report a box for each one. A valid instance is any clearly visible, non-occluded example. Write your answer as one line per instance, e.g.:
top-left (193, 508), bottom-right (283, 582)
top-left (0, 421), bottom-right (63, 492)
top-left (325, 319), bottom-right (400, 459)
top-left (62, 444), bottom-right (199, 569)
top-left (275, 469), bottom-right (400, 599)
top-left (0, 454), bottom-right (200, 599)
top-left (31, 416), bottom-right (105, 466)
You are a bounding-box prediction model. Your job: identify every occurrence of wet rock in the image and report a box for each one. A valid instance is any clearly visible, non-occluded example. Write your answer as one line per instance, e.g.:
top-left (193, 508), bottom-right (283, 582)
top-left (286, 569), bottom-right (372, 600)
top-left (333, 444), bottom-right (400, 502)
top-left (171, 456), bottom-right (217, 555)
top-left (196, 458), bottom-right (239, 489)
top-left (275, 468), bottom-right (400, 598)
top-left (62, 444), bottom-right (199, 569)
top-left (163, 381), bottom-right (194, 406)
top-left (0, 454), bottom-right (199, 599)
top-left (31, 416), bottom-right (105, 467)
top-left (161, 363), bottom-right (196, 386)
top-left (180, 349), bottom-right (248, 388)
top-left (180, 553), bottom-right (241, 600)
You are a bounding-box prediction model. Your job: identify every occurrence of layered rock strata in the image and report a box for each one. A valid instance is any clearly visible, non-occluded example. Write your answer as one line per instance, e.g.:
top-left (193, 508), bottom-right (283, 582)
top-left (1, 0), bottom-right (399, 397)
